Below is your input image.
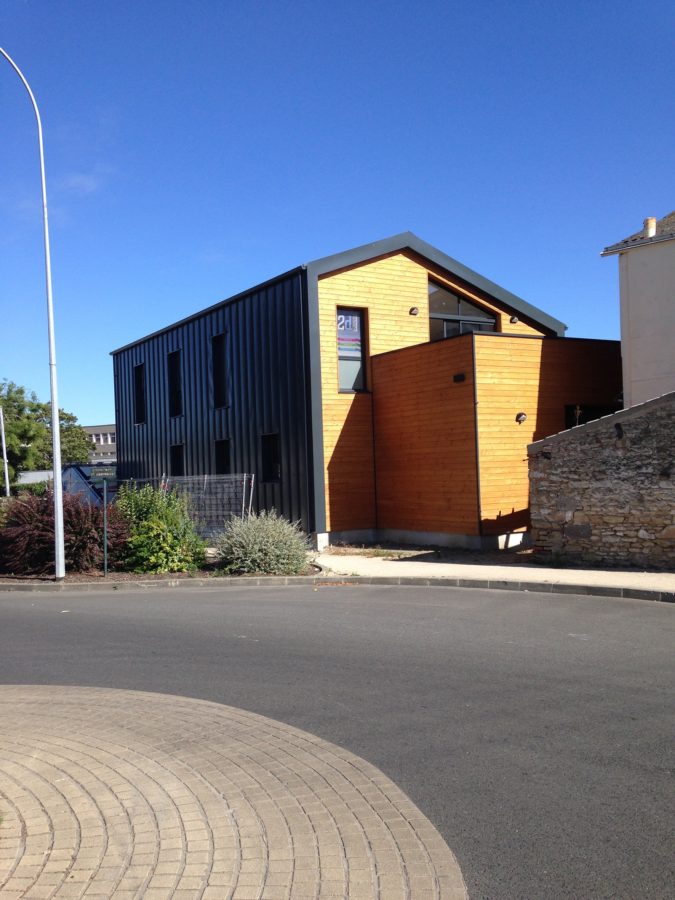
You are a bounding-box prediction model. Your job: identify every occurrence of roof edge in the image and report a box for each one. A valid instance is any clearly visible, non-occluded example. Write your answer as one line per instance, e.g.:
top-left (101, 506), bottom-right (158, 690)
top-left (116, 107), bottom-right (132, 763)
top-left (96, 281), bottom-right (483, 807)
top-left (110, 265), bottom-right (304, 355)
top-left (305, 232), bottom-right (567, 336)
top-left (601, 231), bottom-right (675, 257)
top-left (528, 391), bottom-right (675, 452)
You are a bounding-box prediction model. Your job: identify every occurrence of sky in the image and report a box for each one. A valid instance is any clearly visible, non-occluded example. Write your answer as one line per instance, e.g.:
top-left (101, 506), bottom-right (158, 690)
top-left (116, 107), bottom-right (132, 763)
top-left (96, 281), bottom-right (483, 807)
top-left (1, 0), bottom-right (674, 425)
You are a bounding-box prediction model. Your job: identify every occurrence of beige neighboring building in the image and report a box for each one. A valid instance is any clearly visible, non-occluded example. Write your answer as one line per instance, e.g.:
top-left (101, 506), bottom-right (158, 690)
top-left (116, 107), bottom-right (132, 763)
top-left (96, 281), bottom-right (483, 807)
top-left (82, 424), bottom-right (117, 463)
top-left (602, 210), bottom-right (675, 407)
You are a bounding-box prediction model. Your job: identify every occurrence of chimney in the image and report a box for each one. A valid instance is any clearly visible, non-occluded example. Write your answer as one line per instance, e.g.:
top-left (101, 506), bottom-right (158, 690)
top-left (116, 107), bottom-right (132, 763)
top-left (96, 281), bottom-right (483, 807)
top-left (643, 217), bottom-right (657, 238)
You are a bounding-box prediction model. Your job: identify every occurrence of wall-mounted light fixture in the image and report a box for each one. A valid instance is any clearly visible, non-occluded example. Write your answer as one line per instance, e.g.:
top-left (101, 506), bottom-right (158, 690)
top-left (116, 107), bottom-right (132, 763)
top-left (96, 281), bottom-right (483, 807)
top-left (409, 307), bottom-right (419, 316)
top-left (516, 412), bottom-right (527, 424)
top-left (510, 316), bottom-right (519, 324)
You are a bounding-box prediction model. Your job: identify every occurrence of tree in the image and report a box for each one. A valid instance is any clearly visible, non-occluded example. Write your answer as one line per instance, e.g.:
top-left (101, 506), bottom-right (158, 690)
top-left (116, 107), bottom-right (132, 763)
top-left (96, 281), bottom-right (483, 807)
top-left (0, 382), bottom-right (49, 485)
top-left (33, 408), bottom-right (94, 467)
top-left (0, 380), bottom-right (94, 489)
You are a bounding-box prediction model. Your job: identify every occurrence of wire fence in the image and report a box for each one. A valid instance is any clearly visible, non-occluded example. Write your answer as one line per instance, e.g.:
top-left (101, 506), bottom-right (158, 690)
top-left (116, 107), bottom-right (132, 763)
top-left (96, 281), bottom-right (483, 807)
top-left (122, 474), bottom-right (255, 540)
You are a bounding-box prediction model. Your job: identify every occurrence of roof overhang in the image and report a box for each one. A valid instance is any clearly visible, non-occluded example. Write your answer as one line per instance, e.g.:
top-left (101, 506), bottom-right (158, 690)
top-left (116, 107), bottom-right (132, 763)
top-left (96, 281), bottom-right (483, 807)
top-left (601, 232), bottom-right (675, 257)
top-left (304, 231), bottom-right (567, 336)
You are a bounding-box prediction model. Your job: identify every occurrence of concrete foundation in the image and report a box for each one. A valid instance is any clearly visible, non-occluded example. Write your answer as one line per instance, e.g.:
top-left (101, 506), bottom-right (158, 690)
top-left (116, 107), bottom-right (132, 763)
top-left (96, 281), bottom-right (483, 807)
top-left (311, 529), bottom-right (531, 552)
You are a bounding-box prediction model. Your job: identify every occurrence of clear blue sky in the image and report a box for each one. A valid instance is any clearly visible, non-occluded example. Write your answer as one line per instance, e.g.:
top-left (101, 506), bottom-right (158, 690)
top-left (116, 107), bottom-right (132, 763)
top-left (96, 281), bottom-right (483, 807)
top-left (1, 1), bottom-right (674, 424)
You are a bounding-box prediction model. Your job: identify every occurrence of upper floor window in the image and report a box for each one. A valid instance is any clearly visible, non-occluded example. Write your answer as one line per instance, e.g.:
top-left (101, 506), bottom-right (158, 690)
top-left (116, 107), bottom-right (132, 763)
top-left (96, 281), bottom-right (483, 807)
top-left (212, 332), bottom-right (229, 409)
top-left (337, 309), bottom-right (366, 392)
top-left (428, 280), bottom-right (495, 341)
top-left (133, 363), bottom-right (146, 425)
top-left (167, 349), bottom-right (183, 418)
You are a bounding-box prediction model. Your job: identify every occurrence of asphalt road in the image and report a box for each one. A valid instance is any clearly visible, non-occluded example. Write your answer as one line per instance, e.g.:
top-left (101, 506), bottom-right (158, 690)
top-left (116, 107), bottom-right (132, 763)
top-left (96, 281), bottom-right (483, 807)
top-left (1, 584), bottom-right (673, 900)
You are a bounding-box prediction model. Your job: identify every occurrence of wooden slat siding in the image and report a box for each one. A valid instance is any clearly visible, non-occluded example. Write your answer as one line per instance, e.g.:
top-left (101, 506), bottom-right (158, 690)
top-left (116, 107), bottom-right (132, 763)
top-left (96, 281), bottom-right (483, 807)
top-left (371, 336), bottom-right (479, 534)
top-left (474, 335), bottom-right (622, 534)
top-left (318, 253), bottom-right (431, 530)
top-left (317, 250), bottom-right (553, 532)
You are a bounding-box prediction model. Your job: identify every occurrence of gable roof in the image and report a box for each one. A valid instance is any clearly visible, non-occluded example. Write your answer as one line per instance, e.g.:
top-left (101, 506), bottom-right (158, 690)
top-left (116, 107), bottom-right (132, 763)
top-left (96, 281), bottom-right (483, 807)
top-left (601, 210), bottom-right (675, 256)
top-left (305, 232), bottom-right (567, 336)
top-left (112, 231), bottom-right (567, 355)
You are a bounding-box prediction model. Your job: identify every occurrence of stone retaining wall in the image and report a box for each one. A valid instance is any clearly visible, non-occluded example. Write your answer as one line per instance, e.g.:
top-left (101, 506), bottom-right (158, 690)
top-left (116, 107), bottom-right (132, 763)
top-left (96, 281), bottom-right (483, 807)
top-left (528, 392), bottom-right (675, 568)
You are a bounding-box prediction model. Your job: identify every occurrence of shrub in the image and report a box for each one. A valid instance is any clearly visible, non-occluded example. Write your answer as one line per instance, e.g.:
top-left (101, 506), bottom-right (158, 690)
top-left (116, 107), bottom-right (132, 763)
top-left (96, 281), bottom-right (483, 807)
top-left (0, 489), bottom-right (130, 575)
top-left (116, 482), bottom-right (206, 573)
top-left (215, 509), bottom-right (312, 575)
top-left (124, 517), bottom-right (206, 573)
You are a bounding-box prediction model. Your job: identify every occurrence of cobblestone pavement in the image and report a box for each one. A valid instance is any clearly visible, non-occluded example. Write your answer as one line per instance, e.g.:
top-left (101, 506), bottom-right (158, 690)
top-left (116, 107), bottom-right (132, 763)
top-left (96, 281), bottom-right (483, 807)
top-left (0, 686), bottom-right (466, 900)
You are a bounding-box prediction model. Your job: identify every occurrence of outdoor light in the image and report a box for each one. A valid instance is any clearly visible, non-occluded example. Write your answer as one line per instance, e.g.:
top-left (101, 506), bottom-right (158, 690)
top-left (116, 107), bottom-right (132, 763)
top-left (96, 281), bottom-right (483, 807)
top-left (510, 315), bottom-right (519, 324)
top-left (409, 307), bottom-right (419, 315)
top-left (516, 412), bottom-right (527, 424)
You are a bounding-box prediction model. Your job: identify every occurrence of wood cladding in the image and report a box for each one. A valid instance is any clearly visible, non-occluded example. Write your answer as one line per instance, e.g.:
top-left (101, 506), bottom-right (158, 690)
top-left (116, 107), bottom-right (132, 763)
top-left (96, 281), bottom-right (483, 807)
top-left (317, 249), bottom-right (578, 536)
top-left (318, 253), bottom-right (432, 531)
top-left (474, 335), bottom-right (622, 534)
top-left (372, 336), bottom-right (479, 534)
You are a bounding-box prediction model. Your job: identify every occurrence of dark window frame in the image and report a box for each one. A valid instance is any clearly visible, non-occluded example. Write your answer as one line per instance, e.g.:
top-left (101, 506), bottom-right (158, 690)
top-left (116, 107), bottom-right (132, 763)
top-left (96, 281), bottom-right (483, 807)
top-left (133, 363), bottom-right (146, 425)
top-left (167, 349), bottom-right (183, 419)
top-left (211, 331), bottom-right (229, 410)
top-left (337, 307), bottom-right (368, 394)
top-left (260, 432), bottom-right (281, 484)
top-left (428, 279), bottom-right (496, 342)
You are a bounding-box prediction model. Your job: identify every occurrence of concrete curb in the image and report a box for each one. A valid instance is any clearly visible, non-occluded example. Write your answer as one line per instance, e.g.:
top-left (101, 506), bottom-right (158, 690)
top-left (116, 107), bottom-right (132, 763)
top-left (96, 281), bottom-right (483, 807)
top-left (1, 574), bottom-right (673, 603)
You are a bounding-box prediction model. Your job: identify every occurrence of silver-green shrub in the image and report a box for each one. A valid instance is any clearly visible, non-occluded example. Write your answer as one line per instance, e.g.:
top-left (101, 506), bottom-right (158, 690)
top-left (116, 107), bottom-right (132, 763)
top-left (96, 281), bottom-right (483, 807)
top-left (215, 509), bottom-right (312, 575)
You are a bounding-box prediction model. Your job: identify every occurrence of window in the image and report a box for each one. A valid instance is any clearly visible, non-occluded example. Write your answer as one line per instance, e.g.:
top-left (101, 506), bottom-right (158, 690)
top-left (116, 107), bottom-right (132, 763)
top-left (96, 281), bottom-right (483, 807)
top-left (337, 309), bottom-right (366, 391)
top-left (261, 433), bottom-right (281, 483)
top-left (167, 349), bottom-right (183, 418)
top-left (212, 332), bottom-right (228, 409)
top-left (428, 280), bottom-right (495, 341)
top-left (110, 433), bottom-right (116, 444)
top-left (214, 439), bottom-right (231, 475)
top-left (170, 444), bottom-right (185, 476)
top-left (133, 363), bottom-right (146, 425)
top-left (101, 434), bottom-right (108, 445)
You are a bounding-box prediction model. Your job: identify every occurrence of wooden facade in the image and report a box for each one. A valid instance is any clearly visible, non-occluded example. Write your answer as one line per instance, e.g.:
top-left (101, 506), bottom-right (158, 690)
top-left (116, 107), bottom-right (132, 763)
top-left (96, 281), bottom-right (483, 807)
top-left (316, 249), bottom-right (557, 534)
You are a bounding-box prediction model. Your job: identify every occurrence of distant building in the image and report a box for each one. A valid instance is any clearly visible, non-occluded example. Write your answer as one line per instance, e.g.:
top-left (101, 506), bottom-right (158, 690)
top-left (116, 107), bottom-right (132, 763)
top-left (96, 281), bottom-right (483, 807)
top-left (602, 210), bottom-right (675, 407)
top-left (82, 424), bottom-right (117, 463)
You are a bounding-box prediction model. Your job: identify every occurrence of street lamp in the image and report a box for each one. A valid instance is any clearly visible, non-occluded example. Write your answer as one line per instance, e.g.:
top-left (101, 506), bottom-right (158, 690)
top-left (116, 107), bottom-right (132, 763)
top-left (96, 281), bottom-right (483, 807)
top-left (0, 47), bottom-right (65, 579)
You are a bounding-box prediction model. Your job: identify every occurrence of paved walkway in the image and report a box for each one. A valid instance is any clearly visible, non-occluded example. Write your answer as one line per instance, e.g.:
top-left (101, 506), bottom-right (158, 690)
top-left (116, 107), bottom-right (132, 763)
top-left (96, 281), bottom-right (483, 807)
top-left (317, 553), bottom-right (675, 592)
top-left (0, 687), bottom-right (466, 900)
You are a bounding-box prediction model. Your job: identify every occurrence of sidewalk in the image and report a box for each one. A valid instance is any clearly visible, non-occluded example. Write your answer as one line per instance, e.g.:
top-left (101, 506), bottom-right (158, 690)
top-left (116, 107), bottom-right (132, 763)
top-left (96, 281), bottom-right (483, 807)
top-left (317, 552), bottom-right (675, 593)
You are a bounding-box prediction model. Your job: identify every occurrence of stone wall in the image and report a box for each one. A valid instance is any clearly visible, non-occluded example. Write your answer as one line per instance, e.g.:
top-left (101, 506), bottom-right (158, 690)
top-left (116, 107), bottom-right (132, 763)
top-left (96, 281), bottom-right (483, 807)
top-left (528, 392), bottom-right (675, 568)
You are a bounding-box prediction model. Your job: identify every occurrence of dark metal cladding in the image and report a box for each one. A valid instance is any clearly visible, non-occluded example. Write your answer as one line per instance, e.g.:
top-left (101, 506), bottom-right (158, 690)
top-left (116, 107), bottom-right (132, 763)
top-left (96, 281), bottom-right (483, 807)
top-left (112, 269), bottom-right (314, 531)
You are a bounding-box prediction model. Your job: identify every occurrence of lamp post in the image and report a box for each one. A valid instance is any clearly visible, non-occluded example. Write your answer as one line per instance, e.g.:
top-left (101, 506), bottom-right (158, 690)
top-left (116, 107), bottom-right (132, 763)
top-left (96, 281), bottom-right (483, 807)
top-left (0, 405), bottom-right (10, 497)
top-left (0, 47), bottom-right (65, 579)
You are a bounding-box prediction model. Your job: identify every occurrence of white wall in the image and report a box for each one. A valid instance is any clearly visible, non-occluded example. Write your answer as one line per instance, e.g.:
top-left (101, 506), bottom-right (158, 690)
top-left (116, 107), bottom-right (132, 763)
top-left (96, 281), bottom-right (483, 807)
top-left (619, 240), bottom-right (675, 407)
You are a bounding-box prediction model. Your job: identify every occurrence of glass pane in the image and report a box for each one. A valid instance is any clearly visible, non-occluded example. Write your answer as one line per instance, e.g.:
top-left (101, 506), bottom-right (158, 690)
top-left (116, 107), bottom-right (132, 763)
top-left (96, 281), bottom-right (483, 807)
top-left (428, 281), bottom-right (460, 315)
top-left (459, 297), bottom-right (494, 319)
top-left (339, 359), bottom-right (364, 391)
top-left (444, 320), bottom-right (461, 338)
top-left (461, 320), bottom-right (495, 334)
top-left (337, 310), bottom-right (363, 359)
top-left (429, 318), bottom-right (445, 342)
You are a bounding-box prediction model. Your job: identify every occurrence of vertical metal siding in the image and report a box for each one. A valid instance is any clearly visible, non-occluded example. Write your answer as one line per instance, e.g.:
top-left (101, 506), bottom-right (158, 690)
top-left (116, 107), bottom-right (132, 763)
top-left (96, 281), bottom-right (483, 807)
top-left (112, 271), bottom-right (312, 530)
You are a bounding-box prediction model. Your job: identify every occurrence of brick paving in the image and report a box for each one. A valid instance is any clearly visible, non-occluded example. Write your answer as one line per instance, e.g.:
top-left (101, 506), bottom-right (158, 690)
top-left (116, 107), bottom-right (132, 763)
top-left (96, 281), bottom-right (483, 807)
top-left (0, 687), bottom-right (466, 900)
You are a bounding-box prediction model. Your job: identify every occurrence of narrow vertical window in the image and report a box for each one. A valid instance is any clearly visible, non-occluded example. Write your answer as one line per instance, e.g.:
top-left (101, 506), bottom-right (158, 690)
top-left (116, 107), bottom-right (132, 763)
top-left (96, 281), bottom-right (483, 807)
top-left (167, 349), bottom-right (183, 418)
top-left (212, 332), bottom-right (228, 409)
top-left (261, 433), bottom-right (281, 483)
top-left (133, 363), bottom-right (146, 425)
top-left (337, 309), bottom-right (366, 391)
top-left (170, 444), bottom-right (185, 476)
top-left (214, 439), bottom-right (231, 475)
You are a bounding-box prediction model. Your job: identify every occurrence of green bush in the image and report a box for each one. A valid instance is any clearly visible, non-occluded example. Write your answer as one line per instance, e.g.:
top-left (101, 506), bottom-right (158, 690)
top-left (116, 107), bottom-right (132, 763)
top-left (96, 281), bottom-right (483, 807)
top-left (215, 509), bottom-right (312, 575)
top-left (116, 482), bottom-right (206, 573)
